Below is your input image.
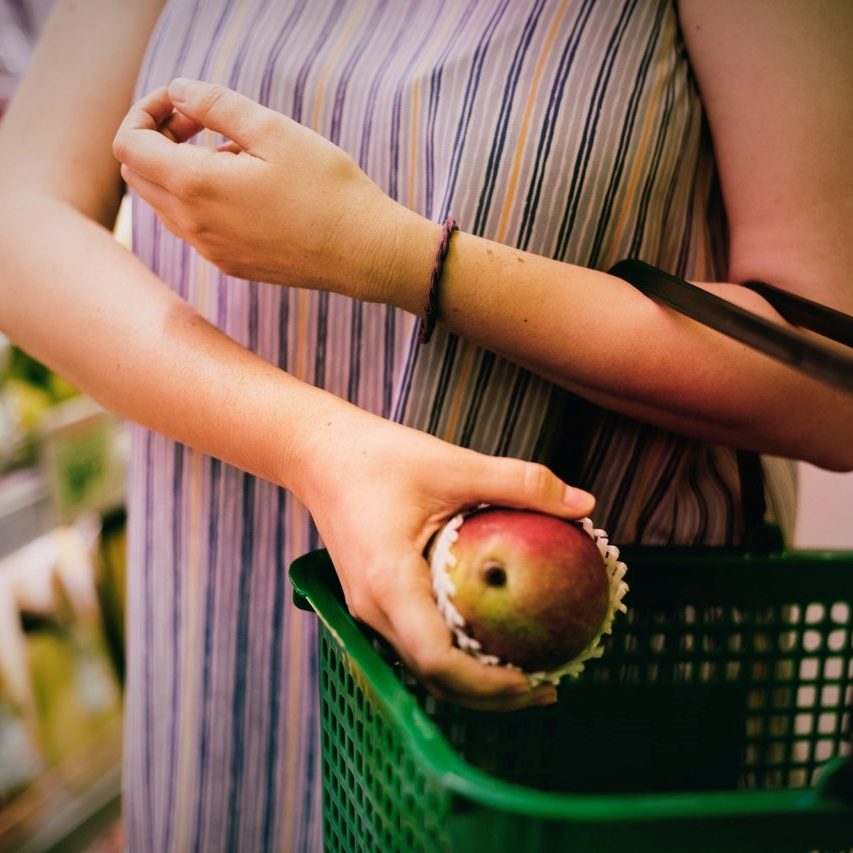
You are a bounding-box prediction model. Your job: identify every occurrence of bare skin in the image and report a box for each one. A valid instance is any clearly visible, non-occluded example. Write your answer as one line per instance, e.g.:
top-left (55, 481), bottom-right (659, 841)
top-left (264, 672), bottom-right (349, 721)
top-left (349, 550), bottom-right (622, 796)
top-left (0, 0), bottom-right (610, 709)
top-left (2, 0), bottom-right (851, 708)
top-left (114, 0), bottom-right (853, 471)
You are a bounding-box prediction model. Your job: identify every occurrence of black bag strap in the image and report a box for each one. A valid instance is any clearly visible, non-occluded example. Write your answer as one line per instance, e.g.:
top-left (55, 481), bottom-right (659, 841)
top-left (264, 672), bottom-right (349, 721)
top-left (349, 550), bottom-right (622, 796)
top-left (608, 259), bottom-right (853, 394)
top-left (742, 279), bottom-right (853, 347)
top-left (608, 258), bottom-right (853, 547)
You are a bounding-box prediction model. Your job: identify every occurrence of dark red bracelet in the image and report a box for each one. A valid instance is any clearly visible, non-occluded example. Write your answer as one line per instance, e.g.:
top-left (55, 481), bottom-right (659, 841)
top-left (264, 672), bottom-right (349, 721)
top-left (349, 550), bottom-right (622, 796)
top-left (418, 216), bottom-right (458, 345)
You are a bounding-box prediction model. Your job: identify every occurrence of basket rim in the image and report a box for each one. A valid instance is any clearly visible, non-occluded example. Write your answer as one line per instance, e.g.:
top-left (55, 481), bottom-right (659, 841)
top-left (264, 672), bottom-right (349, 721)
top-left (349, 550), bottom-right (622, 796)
top-left (289, 547), bottom-right (853, 826)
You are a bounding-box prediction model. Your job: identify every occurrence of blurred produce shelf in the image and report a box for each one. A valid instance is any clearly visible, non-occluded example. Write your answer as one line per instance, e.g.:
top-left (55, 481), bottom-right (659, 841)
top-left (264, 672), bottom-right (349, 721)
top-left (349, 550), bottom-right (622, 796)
top-left (0, 717), bottom-right (122, 852)
top-left (1, 12), bottom-right (127, 849)
top-left (1, 390), bottom-right (128, 851)
top-left (0, 469), bottom-right (53, 562)
top-left (1, 391), bottom-right (127, 543)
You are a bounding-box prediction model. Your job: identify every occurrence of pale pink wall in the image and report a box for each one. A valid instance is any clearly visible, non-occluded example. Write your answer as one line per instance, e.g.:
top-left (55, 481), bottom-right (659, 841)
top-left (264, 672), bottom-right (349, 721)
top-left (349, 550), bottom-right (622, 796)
top-left (794, 464), bottom-right (853, 549)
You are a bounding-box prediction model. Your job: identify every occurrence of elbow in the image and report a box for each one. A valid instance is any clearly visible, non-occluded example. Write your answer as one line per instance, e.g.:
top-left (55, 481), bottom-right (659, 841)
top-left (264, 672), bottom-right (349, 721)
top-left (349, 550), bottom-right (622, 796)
top-left (801, 395), bottom-right (853, 473)
top-left (0, 167), bottom-right (123, 231)
top-left (744, 397), bottom-right (853, 473)
top-left (795, 429), bottom-right (853, 474)
top-left (807, 448), bottom-right (853, 474)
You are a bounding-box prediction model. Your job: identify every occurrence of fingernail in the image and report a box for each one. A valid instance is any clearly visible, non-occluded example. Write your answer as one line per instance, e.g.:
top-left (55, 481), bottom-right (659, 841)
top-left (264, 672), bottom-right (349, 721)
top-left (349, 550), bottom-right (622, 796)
top-left (563, 485), bottom-right (595, 512)
top-left (533, 687), bottom-right (558, 706)
top-left (169, 77), bottom-right (193, 104)
top-left (511, 678), bottom-right (535, 696)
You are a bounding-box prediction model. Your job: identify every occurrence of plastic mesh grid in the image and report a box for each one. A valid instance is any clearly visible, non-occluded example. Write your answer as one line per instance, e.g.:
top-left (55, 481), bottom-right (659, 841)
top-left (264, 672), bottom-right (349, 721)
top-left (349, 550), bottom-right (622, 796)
top-left (319, 629), bottom-right (449, 853)
top-left (412, 599), bottom-right (852, 794)
top-left (594, 598), bottom-right (853, 789)
top-left (313, 558), bottom-right (852, 851)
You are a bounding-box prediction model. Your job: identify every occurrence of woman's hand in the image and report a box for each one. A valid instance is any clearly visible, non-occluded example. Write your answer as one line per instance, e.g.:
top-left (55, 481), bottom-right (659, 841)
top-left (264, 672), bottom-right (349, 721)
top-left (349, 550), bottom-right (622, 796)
top-left (292, 402), bottom-right (596, 711)
top-left (112, 79), bottom-right (429, 304)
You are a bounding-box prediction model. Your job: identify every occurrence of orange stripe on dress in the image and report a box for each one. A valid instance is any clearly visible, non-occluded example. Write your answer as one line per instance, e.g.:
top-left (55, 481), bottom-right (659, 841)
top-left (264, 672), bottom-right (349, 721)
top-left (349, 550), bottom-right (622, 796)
top-left (404, 7), bottom-right (458, 209)
top-left (442, 2), bottom-right (570, 442)
top-left (174, 439), bottom-right (204, 849)
top-left (174, 8), bottom-right (253, 835)
top-left (281, 495), bottom-right (306, 842)
top-left (494, 0), bottom-right (571, 246)
top-left (438, 342), bottom-right (476, 442)
top-left (601, 12), bottom-right (675, 269)
top-left (310, 3), bottom-right (371, 132)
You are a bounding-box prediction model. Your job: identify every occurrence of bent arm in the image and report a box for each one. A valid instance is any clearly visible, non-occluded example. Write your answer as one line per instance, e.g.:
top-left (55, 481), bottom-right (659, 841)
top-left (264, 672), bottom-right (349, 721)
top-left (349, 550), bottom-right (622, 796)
top-left (1, 0), bottom-right (593, 708)
top-left (386, 229), bottom-right (852, 472)
top-left (381, 0), bottom-right (853, 470)
top-left (117, 0), bottom-right (852, 471)
top-left (0, 0), bottom-right (328, 492)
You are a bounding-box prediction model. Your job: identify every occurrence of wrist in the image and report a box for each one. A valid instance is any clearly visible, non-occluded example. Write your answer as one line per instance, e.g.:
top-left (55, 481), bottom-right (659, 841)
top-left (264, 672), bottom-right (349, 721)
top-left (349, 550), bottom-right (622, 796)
top-left (367, 201), bottom-right (443, 315)
top-left (279, 386), bottom-right (379, 507)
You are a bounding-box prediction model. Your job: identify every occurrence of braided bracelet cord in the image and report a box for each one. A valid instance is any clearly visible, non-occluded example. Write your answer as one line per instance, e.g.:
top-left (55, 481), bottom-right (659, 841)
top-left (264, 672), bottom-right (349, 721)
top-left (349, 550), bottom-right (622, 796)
top-left (418, 217), bottom-right (458, 344)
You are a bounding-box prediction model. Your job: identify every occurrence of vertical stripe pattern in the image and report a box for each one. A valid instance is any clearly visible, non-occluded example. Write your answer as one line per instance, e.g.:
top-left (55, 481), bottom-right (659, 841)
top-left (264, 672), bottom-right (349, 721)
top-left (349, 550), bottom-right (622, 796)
top-left (124, 1), bottom-right (796, 850)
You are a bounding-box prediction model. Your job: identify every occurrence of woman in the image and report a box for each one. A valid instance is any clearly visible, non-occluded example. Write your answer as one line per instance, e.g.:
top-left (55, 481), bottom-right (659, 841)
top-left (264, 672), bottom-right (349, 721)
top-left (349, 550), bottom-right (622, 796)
top-left (2, 0), bottom-right (850, 849)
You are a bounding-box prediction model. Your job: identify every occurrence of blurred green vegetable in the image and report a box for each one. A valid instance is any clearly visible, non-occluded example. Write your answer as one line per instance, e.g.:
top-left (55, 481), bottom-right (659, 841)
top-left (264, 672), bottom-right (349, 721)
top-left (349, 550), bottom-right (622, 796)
top-left (0, 344), bottom-right (80, 472)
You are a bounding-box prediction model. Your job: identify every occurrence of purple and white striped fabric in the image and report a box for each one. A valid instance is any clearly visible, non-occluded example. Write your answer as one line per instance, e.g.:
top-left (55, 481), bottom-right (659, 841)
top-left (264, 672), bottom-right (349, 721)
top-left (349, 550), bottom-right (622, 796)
top-left (124, 1), bottom-right (795, 849)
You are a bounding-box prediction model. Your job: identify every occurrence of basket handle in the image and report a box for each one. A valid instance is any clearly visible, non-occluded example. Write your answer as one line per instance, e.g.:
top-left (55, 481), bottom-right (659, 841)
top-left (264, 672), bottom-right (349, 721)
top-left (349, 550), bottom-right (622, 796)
top-left (816, 756), bottom-right (853, 806)
top-left (608, 259), bottom-right (853, 394)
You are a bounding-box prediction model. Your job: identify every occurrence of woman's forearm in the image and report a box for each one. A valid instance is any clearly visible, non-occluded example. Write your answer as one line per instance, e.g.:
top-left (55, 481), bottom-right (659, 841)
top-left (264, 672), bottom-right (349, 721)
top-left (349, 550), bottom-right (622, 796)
top-left (111, 72), bottom-right (851, 472)
top-left (0, 193), bottom-right (350, 496)
top-left (388, 211), bottom-right (853, 471)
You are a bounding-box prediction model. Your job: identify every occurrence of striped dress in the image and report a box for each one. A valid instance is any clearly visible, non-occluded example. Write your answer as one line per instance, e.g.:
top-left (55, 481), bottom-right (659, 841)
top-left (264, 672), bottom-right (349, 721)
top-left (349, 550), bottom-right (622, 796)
top-left (125, 1), bottom-right (795, 850)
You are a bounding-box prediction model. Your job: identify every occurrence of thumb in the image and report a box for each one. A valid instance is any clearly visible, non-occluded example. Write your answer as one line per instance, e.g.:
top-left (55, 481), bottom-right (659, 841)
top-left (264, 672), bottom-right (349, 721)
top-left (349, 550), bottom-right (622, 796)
top-left (167, 78), bottom-right (278, 155)
top-left (471, 457), bottom-right (596, 519)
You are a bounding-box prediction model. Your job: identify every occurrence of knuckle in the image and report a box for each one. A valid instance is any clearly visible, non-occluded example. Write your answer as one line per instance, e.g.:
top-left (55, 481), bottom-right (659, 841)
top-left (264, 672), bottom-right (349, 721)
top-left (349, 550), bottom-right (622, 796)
top-left (174, 166), bottom-right (205, 201)
top-left (171, 173), bottom-right (193, 200)
top-left (253, 111), bottom-right (280, 139)
top-left (112, 132), bottom-right (129, 162)
top-left (412, 648), bottom-right (449, 683)
top-left (183, 214), bottom-right (207, 239)
top-left (362, 561), bottom-right (387, 596)
top-left (520, 461), bottom-right (553, 496)
top-left (344, 589), bottom-right (368, 623)
top-left (197, 83), bottom-right (228, 115)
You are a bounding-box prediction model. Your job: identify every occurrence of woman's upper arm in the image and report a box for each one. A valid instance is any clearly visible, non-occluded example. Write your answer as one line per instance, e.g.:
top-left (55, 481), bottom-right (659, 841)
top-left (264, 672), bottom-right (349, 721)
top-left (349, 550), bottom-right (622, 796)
top-left (678, 0), bottom-right (853, 312)
top-left (0, 0), bottom-right (166, 226)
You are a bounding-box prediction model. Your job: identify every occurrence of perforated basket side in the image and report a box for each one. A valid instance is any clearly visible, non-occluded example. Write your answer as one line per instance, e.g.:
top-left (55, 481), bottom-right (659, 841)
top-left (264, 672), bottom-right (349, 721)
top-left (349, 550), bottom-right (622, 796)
top-left (593, 595), bottom-right (853, 790)
top-left (291, 548), bottom-right (853, 853)
top-left (318, 626), bottom-right (451, 852)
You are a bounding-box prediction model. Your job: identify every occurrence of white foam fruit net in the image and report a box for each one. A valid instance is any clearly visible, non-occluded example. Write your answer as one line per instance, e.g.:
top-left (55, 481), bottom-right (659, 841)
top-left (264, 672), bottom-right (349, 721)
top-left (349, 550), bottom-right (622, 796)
top-left (429, 514), bottom-right (629, 687)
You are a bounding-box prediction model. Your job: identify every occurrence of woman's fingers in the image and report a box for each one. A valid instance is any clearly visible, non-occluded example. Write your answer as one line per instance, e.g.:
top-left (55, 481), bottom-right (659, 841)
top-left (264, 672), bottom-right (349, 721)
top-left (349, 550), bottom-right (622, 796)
top-left (375, 553), bottom-right (551, 709)
top-left (460, 455), bottom-right (595, 519)
top-left (167, 77), bottom-right (281, 158)
top-left (337, 547), bottom-right (548, 708)
top-left (122, 85), bottom-right (174, 130)
top-left (348, 591), bottom-right (554, 711)
top-left (113, 84), bottom-right (233, 192)
top-left (120, 164), bottom-right (175, 213)
top-left (160, 107), bottom-right (206, 144)
top-left (436, 671), bottom-right (557, 712)
top-left (215, 140), bottom-right (243, 154)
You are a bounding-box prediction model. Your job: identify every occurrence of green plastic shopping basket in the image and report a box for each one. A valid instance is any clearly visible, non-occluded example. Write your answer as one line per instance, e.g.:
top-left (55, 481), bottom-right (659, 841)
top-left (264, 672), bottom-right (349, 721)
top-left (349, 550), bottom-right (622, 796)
top-left (290, 261), bottom-right (853, 851)
top-left (290, 547), bottom-right (853, 852)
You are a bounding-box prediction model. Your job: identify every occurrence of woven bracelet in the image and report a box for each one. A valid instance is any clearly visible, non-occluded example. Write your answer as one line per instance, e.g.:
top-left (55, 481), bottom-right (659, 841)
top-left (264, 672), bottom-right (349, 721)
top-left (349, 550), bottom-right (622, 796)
top-left (418, 216), bottom-right (458, 345)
